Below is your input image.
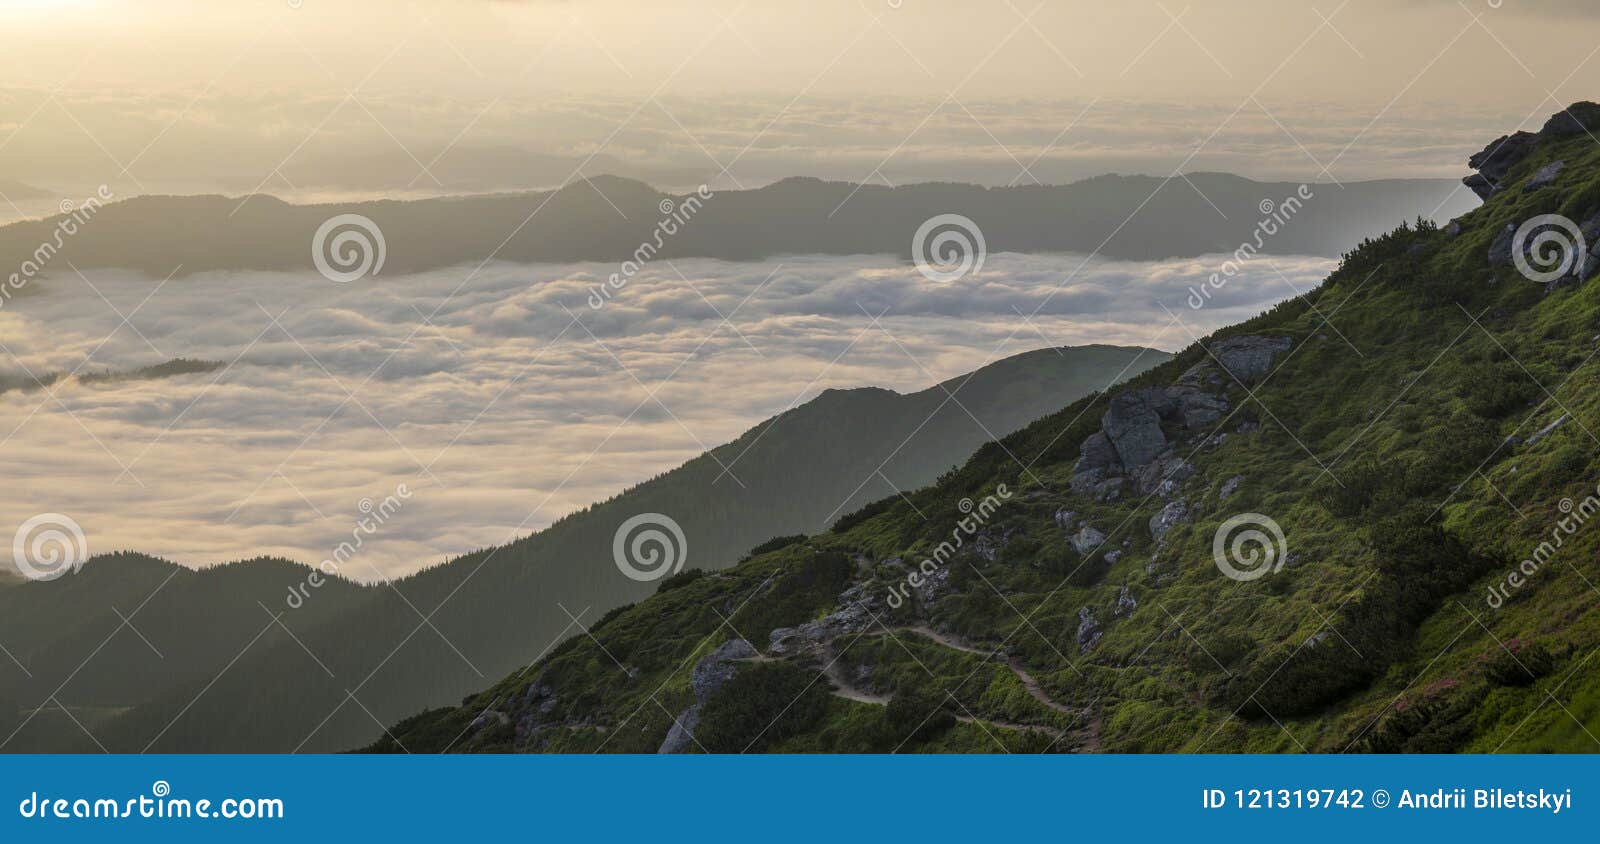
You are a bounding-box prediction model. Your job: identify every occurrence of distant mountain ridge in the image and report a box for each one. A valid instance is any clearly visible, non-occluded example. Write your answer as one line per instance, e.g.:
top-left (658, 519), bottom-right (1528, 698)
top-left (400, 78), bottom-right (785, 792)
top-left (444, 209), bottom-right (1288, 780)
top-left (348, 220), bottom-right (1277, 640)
top-left (0, 343), bottom-right (1166, 751)
top-left (0, 173), bottom-right (1475, 278)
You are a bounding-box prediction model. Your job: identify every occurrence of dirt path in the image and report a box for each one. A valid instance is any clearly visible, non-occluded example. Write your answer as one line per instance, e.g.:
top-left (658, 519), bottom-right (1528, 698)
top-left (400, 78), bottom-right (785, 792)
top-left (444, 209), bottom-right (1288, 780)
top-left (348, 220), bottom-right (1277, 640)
top-left (817, 651), bottom-right (1065, 740)
top-left (865, 625), bottom-right (1081, 717)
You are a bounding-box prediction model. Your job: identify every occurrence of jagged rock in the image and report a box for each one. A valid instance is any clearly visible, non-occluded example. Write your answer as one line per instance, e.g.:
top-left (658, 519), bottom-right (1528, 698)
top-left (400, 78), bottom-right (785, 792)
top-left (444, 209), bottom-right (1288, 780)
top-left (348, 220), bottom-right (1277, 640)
top-left (1465, 131), bottom-right (1538, 195)
top-left (1540, 102), bottom-right (1600, 136)
top-left (1525, 160), bottom-right (1565, 191)
top-left (1463, 103), bottom-right (1600, 199)
top-left (1463, 173), bottom-right (1497, 201)
top-left (691, 639), bottom-right (756, 702)
top-left (1137, 456), bottom-right (1194, 497)
top-left (1076, 431), bottom-right (1120, 474)
top-left (1115, 586), bottom-right (1138, 618)
top-left (1526, 414), bottom-right (1569, 446)
top-left (1219, 475), bottom-right (1243, 499)
top-left (658, 705), bottom-right (701, 753)
top-left (1102, 389), bottom-right (1170, 468)
top-left (1053, 508), bottom-right (1077, 530)
top-left (1173, 386), bottom-right (1228, 428)
top-left (1148, 499), bottom-right (1190, 542)
top-left (1070, 525), bottom-right (1107, 556)
top-left (1076, 607), bottom-right (1102, 653)
top-left (1104, 550), bottom-right (1123, 565)
top-left (1177, 362), bottom-right (1222, 388)
top-left (1208, 336), bottom-right (1292, 383)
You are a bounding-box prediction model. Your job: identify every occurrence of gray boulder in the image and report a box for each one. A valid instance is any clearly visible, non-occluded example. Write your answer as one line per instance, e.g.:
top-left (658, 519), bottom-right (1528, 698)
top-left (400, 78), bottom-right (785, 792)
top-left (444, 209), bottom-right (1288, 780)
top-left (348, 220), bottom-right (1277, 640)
top-left (1209, 336), bottom-right (1292, 384)
top-left (658, 705), bottom-right (702, 753)
top-left (1219, 475), bottom-right (1244, 499)
top-left (1076, 431), bottom-right (1120, 474)
top-left (1526, 160), bottom-right (1565, 191)
top-left (1115, 585), bottom-right (1138, 618)
top-left (1092, 477), bottom-right (1124, 502)
top-left (1173, 386), bottom-right (1228, 428)
top-left (1076, 607), bottom-right (1102, 653)
top-left (1102, 389), bottom-right (1171, 468)
top-left (1070, 525), bottom-right (1107, 556)
top-left (1148, 499), bottom-right (1191, 542)
top-left (691, 638), bottom-right (757, 702)
top-left (1526, 413), bottom-right (1569, 446)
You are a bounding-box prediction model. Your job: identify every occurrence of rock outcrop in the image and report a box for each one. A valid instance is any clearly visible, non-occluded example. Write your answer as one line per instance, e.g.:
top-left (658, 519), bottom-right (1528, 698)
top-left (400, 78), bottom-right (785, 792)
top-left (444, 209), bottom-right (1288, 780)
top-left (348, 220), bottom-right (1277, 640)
top-left (1463, 102), bottom-right (1600, 199)
top-left (1070, 335), bottom-right (1289, 503)
top-left (659, 638), bottom-right (758, 753)
top-left (1076, 607), bottom-right (1102, 653)
top-left (1070, 525), bottom-right (1107, 556)
top-left (1148, 499), bottom-right (1190, 541)
top-left (1210, 336), bottom-right (1293, 384)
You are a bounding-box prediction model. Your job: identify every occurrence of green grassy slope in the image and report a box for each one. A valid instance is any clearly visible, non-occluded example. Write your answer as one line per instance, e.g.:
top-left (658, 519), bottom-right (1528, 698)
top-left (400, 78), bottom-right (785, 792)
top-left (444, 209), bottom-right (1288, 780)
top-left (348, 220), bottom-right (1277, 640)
top-left (376, 105), bottom-right (1600, 754)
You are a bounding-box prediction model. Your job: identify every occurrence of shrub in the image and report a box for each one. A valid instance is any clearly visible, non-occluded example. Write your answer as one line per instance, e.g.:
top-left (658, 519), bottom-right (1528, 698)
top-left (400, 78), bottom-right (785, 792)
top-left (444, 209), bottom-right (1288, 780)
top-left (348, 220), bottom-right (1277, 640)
top-left (696, 661), bottom-right (831, 753)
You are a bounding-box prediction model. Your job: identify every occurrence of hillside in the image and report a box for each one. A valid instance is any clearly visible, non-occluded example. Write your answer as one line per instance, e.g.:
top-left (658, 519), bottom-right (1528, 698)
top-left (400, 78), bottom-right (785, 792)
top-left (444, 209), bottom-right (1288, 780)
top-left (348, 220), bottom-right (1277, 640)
top-left (0, 174), bottom-right (1473, 278)
top-left (0, 344), bottom-right (1164, 752)
top-left (373, 104), bottom-right (1600, 754)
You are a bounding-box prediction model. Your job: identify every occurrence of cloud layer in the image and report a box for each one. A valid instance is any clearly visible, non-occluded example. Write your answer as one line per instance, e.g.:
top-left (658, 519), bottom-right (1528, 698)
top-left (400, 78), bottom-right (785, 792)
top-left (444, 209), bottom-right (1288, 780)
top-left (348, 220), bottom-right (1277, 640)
top-left (0, 251), bottom-right (1332, 578)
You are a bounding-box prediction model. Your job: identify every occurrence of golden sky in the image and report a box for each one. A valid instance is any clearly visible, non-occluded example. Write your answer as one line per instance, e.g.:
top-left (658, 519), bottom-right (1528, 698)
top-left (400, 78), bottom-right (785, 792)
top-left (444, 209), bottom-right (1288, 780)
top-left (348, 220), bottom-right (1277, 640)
top-left (1, 0), bottom-right (1598, 196)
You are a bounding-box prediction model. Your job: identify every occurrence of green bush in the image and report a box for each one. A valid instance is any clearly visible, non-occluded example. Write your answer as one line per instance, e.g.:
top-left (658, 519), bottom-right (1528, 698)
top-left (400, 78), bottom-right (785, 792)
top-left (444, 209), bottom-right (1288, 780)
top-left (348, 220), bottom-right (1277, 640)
top-left (696, 661), bottom-right (831, 753)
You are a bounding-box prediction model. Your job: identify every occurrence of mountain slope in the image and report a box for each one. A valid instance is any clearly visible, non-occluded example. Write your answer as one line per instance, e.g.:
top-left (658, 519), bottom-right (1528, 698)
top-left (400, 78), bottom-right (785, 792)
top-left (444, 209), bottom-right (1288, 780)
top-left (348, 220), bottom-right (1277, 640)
top-left (0, 344), bottom-right (1164, 752)
top-left (0, 174), bottom-right (1474, 277)
top-left (375, 104), bottom-right (1600, 754)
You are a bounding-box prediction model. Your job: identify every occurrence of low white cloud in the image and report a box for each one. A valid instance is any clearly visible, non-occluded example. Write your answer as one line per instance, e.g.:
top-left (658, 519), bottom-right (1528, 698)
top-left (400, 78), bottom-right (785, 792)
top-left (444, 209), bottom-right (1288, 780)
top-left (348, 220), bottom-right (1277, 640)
top-left (0, 251), bottom-right (1332, 578)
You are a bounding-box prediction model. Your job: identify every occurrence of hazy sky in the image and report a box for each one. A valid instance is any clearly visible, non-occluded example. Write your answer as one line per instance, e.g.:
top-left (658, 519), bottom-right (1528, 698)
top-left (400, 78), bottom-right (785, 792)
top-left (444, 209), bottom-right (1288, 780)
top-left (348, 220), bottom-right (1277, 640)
top-left (2, 0), bottom-right (1598, 201)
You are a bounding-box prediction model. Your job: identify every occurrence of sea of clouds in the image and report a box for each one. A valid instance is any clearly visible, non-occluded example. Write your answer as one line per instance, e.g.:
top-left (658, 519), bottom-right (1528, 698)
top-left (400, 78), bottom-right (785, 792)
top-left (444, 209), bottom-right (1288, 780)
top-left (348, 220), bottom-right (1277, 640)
top-left (0, 251), bottom-right (1333, 579)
